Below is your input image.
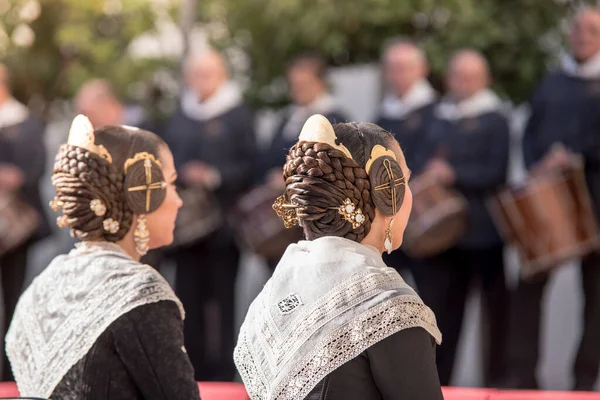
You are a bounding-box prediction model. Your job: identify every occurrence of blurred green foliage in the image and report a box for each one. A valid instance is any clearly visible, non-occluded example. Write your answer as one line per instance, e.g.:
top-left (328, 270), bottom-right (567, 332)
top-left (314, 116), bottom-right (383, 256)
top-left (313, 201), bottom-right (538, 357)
top-left (0, 0), bottom-right (593, 119)
top-left (202, 0), bottom-right (580, 107)
top-left (1, 0), bottom-right (177, 119)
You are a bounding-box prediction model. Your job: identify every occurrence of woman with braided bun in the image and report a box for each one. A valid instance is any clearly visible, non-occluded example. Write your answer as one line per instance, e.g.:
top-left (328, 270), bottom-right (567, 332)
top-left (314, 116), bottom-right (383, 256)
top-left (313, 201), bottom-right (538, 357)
top-left (234, 115), bottom-right (443, 400)
top-left (5, 115), bottom-right (200, 400)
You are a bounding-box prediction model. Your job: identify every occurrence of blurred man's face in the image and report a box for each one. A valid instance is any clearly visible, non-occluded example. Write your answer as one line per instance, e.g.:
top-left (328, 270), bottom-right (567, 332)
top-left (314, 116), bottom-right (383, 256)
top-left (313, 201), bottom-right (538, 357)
top-left (569, 11), bottom-right (600, 62)
top-left (384, 45), bottom-right (426, 97)
top-left (287, 66), bottom-right (325, 106)
top-left (446, 54), bottom-right (488, 101)
top-left (187, 56), bottom-right (226, 101)
top-left (77, 98), bottom-right (123, 128)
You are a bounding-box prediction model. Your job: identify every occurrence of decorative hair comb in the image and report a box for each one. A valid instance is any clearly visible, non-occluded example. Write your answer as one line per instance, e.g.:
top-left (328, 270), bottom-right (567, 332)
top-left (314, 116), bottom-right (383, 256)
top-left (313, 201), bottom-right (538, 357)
top-left (67, 115), bottom-right (113, 163)
top-left (298, 114), bottom-right (353, 159)
top-left (365, 144), bottom-right (397, 174)
top-left (273, 195), bottom-right (365, 230)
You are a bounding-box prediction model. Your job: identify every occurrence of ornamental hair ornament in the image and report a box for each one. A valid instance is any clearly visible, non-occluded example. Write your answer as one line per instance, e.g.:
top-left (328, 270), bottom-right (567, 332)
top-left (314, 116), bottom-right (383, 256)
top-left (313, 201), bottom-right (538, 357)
top-left (124, 152), bottom-right (166, 213)
top-left (90, 199), bottom-right (107, 217)
top-left (366, 144), bottom-right (406, 215)
top-left (298, 114), bottom-right (353, 159)
top-left (67, 115), bottom-right (113, 163)
top-left (365, 145), bottom-right (397, 174)
top-left (273, 195), bottom-right (365, 230)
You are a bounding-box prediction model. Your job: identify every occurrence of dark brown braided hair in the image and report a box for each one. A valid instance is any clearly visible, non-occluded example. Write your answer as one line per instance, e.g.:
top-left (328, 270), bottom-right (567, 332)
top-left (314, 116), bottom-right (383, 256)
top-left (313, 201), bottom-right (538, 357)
top-left (283, 122), bottom-right (406, 243)
top-left (51, 125), bottom-right (166, 241)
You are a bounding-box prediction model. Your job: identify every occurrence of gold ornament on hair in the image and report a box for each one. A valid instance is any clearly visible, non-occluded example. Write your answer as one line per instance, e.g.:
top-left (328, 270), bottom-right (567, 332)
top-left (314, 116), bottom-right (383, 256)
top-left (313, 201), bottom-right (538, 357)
top-left (273, 195), bottom-right (365, 230)
top-left (67, 115), bottom-right (113, 163)
top-left (374, 159), bottom-right (406, 215)
top-left (134, 215), bottom-right (150, 256)
top-left (298, 114), bottom-right (353, 159)
top-left (366, 145), bottom-right (406, 215)
top-left (125, 152), bottom-right (166, 213)
top-left (365, 144), bottom-right (397, 174)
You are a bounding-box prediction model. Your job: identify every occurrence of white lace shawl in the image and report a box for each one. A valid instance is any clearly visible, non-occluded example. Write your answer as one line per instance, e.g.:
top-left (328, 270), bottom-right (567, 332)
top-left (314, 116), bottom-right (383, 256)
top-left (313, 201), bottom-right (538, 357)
top-left (234, 237), bottom-right (441, 400)
top-left (5, 241), bottom-right (184, 398)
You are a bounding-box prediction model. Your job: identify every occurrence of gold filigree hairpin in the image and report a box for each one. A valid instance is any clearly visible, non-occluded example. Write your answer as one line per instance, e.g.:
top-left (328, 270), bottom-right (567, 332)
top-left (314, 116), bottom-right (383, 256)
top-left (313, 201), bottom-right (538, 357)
top-left (67, 115), bottom-right (113, 163)
top-left (272, 195), bottom-right (365, 230)
top-left (272, 195), bottom-right (300, 228)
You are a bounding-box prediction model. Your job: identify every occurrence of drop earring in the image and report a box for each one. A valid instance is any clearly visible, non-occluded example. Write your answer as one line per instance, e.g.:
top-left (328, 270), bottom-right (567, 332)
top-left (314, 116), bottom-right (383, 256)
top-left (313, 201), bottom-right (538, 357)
top-left (134, 215), bottom-right (150, 256)
top-left (384, 218), bottom-right (394, 255)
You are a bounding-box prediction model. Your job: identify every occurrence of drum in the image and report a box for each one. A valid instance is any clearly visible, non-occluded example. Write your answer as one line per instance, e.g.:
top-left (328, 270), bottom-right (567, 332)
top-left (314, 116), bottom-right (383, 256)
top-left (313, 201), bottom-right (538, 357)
top-left (171, 186), bottom-right (223, 248)
top-left (488, 160), bottom-right (600, 279)
top-left (0, 192), bottom-right (40, 257)
top-left (402, 175), bottom-right (469, 259)
top-left (234, 185), bottom-right (303, 260)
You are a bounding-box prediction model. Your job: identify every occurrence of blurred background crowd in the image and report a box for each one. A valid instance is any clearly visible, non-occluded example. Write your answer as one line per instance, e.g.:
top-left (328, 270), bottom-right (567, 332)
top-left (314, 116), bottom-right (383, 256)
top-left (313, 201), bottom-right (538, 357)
top-left (1, 0), bottom-right (600, 392)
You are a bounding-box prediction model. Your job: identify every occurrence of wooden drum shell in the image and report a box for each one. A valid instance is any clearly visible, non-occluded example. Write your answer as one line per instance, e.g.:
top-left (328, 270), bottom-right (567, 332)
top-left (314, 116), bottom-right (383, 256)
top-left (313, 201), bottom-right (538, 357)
top-left (402, 175), bottom-right (469, 259)
top-left (488, 162), bottom-right (600, 279)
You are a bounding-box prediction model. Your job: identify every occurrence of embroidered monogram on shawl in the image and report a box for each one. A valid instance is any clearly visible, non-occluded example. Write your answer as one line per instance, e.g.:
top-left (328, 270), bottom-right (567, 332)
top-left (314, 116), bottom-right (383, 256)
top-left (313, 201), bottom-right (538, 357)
top-left (6, 242), bottom-right (184, 398)
top-left (277, 294), bottom-right (302, 315)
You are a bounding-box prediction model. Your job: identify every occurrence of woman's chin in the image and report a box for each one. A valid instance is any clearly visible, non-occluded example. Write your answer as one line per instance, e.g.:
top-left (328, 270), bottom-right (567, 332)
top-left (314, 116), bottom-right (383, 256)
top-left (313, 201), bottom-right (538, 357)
top-left (150, 234), bottom-right (175, 251)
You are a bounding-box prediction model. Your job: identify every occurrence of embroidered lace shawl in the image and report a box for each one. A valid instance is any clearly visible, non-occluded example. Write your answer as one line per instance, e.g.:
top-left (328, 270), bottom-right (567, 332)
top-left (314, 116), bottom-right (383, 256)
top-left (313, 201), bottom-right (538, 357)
top-left (234, 236), bottom-right (441, 400)
top-left (5, 241), bottom-right (184, 398)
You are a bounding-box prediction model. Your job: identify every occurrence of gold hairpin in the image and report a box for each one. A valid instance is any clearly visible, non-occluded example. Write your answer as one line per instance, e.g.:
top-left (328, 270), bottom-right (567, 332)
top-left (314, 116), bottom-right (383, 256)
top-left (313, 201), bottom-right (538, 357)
top-left (273, 195), bottom-right (300, 228)
top-left (67, 115), bottom-right (113, 163)
top-left (272, 195), bottom-right (365, 230)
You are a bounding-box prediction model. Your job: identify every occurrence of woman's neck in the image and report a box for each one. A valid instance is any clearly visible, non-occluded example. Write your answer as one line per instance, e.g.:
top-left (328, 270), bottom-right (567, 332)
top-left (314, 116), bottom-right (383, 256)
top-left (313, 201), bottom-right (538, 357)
top-left (360, 231), bottom-right (385, 254)
top-left (116, 234), bottom-right (141, 262)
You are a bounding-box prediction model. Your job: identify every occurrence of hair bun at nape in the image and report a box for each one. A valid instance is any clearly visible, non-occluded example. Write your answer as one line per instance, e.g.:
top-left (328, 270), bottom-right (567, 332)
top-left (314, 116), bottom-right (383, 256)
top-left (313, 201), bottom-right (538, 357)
top-left (365, 145), bottom-right (405, 217)
top-left (123, 152), bottom-right (166, 215)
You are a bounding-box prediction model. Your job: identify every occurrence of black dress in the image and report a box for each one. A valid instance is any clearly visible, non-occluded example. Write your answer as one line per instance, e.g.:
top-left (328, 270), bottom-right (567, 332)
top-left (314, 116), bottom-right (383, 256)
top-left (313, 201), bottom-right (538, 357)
top-left (50, 301), bottom-right (200, 400)
top-left (305, 328), bottom-right (443, 400)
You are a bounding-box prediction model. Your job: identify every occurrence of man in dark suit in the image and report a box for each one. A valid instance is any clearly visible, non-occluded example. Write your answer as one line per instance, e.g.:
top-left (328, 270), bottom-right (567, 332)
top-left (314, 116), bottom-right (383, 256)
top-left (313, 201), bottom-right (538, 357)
top-left (417, 50), bottom-right (510, 387)
top-left (374, 38), bottom-right (438, 279)
top-left (164, 50), bottom-right (256, 381)
top-left (0, 63), bottom-right (49, 380)
top-left (506, 7), bottom-right (600, 391)
top-left (258, 53), bottom-right (348, 190)
top-left (256, 53), bottom-right (349, 270)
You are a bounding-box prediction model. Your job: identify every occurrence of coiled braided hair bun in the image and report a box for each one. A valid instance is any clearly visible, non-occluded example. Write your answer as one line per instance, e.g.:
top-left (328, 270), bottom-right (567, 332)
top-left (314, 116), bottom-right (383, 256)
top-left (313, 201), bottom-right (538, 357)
top-left (283, 120), bottom-right (407, 243)
top-left (51, 124), bottom-right (166, 242)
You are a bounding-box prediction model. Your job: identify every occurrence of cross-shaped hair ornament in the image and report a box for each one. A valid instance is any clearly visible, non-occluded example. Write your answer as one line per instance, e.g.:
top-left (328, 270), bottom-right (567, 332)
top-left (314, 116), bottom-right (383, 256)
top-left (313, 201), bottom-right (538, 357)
top-left (372, 159), bottom-right (406, 215)
top-left (125, 152), bottom-right (166, 213)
